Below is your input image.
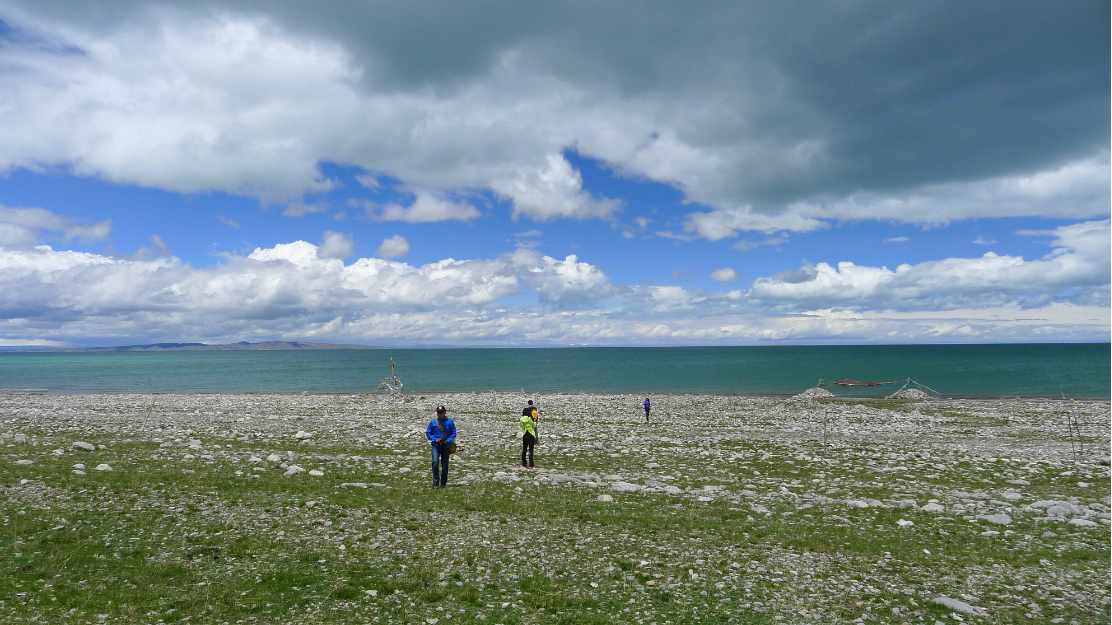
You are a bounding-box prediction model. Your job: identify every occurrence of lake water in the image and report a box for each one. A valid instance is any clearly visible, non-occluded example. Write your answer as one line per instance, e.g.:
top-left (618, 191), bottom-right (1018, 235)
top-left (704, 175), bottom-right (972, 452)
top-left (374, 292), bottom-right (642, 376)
top-left (0, 344), bottom-right (1107, 398)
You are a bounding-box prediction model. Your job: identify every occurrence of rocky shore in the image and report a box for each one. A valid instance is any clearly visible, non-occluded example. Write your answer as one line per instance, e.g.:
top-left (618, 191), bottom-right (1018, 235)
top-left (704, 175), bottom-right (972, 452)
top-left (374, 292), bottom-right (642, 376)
top-left (2, 392), bottom-right (1109, 624)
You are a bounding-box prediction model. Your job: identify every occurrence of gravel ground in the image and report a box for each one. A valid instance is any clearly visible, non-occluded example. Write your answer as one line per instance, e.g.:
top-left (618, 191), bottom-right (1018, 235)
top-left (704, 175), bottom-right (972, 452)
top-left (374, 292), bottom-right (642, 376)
top-left (1, 392), bottom-right (1109, 624)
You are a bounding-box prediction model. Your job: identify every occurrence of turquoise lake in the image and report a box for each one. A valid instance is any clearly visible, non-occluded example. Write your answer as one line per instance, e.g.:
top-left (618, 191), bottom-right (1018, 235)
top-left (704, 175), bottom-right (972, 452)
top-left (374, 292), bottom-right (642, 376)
top-left (0, 344), bottom-right (1107, 398)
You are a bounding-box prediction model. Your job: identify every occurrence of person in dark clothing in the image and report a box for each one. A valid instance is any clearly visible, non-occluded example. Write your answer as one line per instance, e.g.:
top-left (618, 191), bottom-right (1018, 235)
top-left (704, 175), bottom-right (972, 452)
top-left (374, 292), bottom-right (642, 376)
top-left (521, 400), bottom-right (537, 468)
top-left (643, 397), bottom-right (651, 422)
top-left (425, 405), bottom-right (456, 487)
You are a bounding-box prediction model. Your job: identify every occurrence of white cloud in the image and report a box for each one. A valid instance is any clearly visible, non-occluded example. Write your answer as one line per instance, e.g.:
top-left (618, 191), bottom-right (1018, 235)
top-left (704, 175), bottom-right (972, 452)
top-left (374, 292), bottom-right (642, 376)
top-left (0, 205), bottom-right (112, 249)
top-left (318, 231), bottom-right (353, 259)
top-left (972, 236), bottom-right (995, 245)
top-left (732, 235), bottom-right (787, 252)
top-left (218, 216), bottom-right (240, 228)
top-left (0, 229), bottom-right (1107, 345)
top-left (684, 205), bottom-right (825, 239)
top-left (375, 235), bottom-right (409, 259)
top-left (884, 237), bottom-right (909, 243)
top-left (510, 250), bottom-right (612, 305)
top-left (373, 191), bottom-right (481, 223)
top-left (490, 154), bottom-right (621, 221)
top-left (710, 267), bottom-right (738, 282)
top-left (750, 219), bottom-right (1111, 310)
top-left (283, 201), bottom-right (329, 217)
top-left (0, 241), bottom-right (615, 333)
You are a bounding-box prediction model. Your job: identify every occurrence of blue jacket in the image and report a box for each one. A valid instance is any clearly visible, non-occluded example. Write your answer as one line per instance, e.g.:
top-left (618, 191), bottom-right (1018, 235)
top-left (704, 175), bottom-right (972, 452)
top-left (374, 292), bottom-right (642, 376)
top-left (426, 417), bottom-right (456, 447)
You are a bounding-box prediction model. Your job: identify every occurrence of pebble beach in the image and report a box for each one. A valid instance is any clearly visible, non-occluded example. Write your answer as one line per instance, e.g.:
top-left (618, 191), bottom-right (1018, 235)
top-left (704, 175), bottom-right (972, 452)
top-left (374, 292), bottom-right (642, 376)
top-left (2, 391), bottom-right (1109, 624)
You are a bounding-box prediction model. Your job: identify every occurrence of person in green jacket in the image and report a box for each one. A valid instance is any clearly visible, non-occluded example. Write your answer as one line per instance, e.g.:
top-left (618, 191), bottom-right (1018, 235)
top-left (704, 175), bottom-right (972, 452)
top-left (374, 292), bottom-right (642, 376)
top-left (520, 400), bottom-right (537, 468)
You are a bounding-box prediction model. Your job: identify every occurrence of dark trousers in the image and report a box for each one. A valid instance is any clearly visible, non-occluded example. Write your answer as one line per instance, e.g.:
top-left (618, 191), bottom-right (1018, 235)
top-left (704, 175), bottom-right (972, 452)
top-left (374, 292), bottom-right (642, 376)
top-left (431, 444), bottom-right (449, 485)
top-left (644, 407), bottom-right (650, 422)
top-left (522, 433), bottom-right (535, 466)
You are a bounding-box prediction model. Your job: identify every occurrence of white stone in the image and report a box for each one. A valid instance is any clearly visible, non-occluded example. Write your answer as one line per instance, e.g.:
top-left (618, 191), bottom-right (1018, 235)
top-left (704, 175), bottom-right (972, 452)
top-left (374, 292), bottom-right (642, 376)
top-left (13, 433), bottom-right (27, 444)
top-left (94, 463), bottom-right (112, 471)
top-left (365, 589), bottom-right (378, 597)
top-left (398, 467), bottom-right (411, 473)
top-left (52, 449), bottom-right (65, 456)
top-left (1000, 492), bottom-right (1023, 501)
top-left (698, 496), bottom-right (714, 502)
top-left (920, 503), bottom-right (946, 513)
top-left (1045, 505), bottom-right (1071, 517)
top-left (15, 459), bottom-right (32, 465)
top-left (284, 465), bottom-right (305, 476)
top-left (341, 482), bottom-right (369, 488)
top-left (932, 596), bottom-right (984, 615)
top-left (611, 481), bottom-right (641, 492)
top-left (979, 514), bottom-right (1012, 525)
top-left (73, 463), bottom-right (85, 470)
top-left (845, 499), bottom-right (870, 509)
top-left (896, 519), bottom-right (914, 527)
top-left (294, 431), bottom-right (313, 440)
top-left (597, 494), bottom-right (614, 502)
top-left (1068, 518), bottom-right (1098, 527)
top-left (267, 454), bottom-right (282, 462)
top-left (159, 441), bottom-right (173, 448)
top-left (308, 469), bottom-right (324, 476)
top-left (72, 441), bottom-right (95, 451)
top-left (248, 456), bottom-right (262, 463)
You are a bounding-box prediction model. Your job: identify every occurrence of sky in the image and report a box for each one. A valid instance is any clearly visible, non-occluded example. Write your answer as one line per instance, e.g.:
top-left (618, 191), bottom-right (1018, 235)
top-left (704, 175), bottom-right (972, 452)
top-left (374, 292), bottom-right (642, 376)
top-left (0, 1), bottom-right (1108, 347)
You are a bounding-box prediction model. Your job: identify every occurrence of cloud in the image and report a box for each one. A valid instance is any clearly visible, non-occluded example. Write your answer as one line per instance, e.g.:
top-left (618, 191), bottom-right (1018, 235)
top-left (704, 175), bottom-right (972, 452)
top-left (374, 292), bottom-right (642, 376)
top-left (750, 220), bottom-right (1110, 311)
top-left (318, 231), bottom-right (353, 259)
top-left (884, 237), bottom-right (909, 243)
top-left (0, 239), bottom-right (620, 338)
top-left (354, 173), bottom-right (380, 189)
top-left (710, 268), bottom-right (738, 282)
top-left (218, 216), bottom-right (240, 228)
top-left (283, 201), bottom-right (329, 217)
top-left (732, 235), bottom-right (788, 252)
top-left (375, 235), bottom-right (409, 259)
top-left (0, 227), bottom-right (1107, 345)
top-left (372, 191), bottom-right (481, 223)
top-left (515, 229), bottom-right (542, 238)
top-left (490, 155), bottom-right (621, 221)
top-left (0, 205), bottom-right (112, 249)
top-left (0, 5), bottom-right (1103, 227)
top-left (685, 206), bottom-right (825, 239)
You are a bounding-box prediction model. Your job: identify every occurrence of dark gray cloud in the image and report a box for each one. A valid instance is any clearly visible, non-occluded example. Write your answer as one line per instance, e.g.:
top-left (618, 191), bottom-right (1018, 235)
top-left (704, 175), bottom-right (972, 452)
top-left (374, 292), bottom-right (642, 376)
top-left (4, 0), bottom-right (1108, 213)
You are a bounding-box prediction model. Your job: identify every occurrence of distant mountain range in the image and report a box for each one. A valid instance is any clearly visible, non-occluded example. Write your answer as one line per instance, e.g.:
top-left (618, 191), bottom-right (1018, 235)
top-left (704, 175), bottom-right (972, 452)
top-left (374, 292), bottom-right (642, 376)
top-left (4, 341), bottom-right (384, 352)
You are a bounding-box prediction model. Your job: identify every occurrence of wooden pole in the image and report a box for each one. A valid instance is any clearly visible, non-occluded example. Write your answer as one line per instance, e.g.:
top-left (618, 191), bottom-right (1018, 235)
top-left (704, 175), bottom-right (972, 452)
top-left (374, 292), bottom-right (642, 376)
top-left (143, 396), bottom-right (155, 429)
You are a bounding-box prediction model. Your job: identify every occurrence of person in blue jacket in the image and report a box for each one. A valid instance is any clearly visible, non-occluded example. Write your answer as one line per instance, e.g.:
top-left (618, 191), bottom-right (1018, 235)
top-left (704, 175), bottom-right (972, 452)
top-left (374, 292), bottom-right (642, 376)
top-left (643, 397), bottom-right (651, 422)
top-left (425, 405), bottom-right (456, 488)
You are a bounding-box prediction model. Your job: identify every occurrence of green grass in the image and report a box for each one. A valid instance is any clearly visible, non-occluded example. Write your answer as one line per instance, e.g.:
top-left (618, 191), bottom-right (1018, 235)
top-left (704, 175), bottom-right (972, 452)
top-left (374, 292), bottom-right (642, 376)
top-left (2, 395), bottom-right (1108, 625)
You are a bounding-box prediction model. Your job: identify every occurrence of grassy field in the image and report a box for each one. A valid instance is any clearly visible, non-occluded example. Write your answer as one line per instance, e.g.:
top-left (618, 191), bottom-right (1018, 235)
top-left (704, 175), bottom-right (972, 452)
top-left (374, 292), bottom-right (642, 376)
top-left (1, 392), bottom-right (1109, 624)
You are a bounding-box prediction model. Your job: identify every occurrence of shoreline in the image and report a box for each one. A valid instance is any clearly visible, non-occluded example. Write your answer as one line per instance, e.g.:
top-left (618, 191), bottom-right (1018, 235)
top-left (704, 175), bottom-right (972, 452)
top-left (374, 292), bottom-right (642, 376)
top-left (2, 389), bottom-right (1110, 401)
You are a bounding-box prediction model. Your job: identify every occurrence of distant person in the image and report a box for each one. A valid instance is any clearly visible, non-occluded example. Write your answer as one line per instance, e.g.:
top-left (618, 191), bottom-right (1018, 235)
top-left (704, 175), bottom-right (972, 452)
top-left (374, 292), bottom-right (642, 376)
top-left (425, 405), bottom-right (456, 488)
top-left (643, 397), bottom-right (651, 422)
top-left (520, 400), bottom-right (538, 468)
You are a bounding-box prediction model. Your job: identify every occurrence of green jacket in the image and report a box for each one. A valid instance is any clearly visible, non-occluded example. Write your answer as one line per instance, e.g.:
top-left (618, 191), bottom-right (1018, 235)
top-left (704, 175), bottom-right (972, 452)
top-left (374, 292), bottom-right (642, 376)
top-left (520, 414), bottom-right (536, 437)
